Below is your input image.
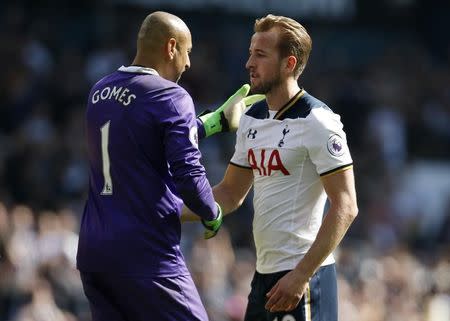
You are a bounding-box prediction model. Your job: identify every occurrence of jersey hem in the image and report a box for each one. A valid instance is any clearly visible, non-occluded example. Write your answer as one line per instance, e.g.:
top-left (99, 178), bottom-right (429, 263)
top-left (255, 256), bottom-right (336, 274)
top-left (319, 163), bottom-right (353, 177)
top-left (229, 161), bottom-right (252, 169)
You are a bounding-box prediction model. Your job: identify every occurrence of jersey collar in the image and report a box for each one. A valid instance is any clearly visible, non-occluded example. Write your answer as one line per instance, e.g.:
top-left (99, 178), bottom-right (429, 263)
top-left (273, 89), bottom-right (305, 120)
top-left (118, 65), bottom-right (159, 75)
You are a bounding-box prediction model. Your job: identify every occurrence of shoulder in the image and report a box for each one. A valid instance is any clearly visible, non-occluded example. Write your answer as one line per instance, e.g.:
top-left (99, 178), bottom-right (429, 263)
top-left (111, 67), bottom-right (189, 101)
top-left (137, 74), bottom-right (189, 99)
top-left (300, 101), bottom-right (347, 146)
top-left (307, 107), bottom-right (343, 132)
top-left (245, 100), bottom-right (268, 119)
top-left (154, 77), bottom-right (188, 97)
top-left (288, 91), bottom-right (341, 128)
top-left (278, 91), bottom-right (331, 120)
top-left (119, 72), bottom-right (193, 118)
top-left (136, 76), bottom-right (193, 112)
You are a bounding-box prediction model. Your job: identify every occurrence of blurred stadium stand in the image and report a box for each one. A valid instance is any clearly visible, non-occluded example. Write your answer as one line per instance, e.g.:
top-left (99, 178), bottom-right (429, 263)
top-left (0, 1), bottom-right (449, 320)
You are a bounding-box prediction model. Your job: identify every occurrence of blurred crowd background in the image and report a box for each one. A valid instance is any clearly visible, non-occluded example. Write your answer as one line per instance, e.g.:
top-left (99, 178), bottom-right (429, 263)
top-left (0, 0), bottom-right (449, 320)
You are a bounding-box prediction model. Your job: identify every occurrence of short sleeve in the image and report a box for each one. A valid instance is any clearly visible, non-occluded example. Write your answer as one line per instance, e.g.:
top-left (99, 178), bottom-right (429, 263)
top-left (304, 108), bottom-right (353, 176)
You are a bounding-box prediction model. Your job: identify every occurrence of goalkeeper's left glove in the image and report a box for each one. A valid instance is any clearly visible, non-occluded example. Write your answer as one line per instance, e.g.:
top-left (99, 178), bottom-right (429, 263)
top-left (201, 202), bottom-right (223, 239)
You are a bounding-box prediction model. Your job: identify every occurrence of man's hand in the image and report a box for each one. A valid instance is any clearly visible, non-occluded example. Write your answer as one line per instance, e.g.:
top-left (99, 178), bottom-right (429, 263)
top-left (264, 269), bottom-right (309, 312)
top-left (201, 202), bottom-right (223, 239)
top-left (198, 85), bottom-right (265, 137)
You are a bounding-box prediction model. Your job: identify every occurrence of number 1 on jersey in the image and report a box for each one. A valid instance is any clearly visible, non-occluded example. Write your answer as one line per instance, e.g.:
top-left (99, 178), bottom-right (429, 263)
top-left (100, 121), bottom-right (113, 195)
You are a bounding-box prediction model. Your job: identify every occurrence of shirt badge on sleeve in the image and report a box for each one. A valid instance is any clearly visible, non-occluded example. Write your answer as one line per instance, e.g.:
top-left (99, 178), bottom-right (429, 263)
top-left (189, 126), bottom-right (199, 148)
top-left (327, 134), bottom-right (345, 157)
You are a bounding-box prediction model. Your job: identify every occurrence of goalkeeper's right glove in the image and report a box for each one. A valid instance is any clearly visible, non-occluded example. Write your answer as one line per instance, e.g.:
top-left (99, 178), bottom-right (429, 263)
top-left (243, 94), bottom-right (266, 107)
top-left (198, 84), bottom-right (250, 137)
top-left (222, 92), bottom-right (266, 131)
top-left (201, 202), bottom-right (223, 239)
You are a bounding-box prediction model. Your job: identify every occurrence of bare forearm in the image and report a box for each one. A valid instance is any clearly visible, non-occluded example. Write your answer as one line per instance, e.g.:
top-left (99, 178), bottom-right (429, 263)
top-left (181, 181), bottom-right (250, 222)
top-left (181, 205), bottom-right (200, 222)
top-left (295, 205), bottom-right (357, 277)
top-left (212, 184), bottom-right (244, 215)
top-left (180, 186), bottom-right (244, 222)
top-left (181, 164), bottom-right (253, 223)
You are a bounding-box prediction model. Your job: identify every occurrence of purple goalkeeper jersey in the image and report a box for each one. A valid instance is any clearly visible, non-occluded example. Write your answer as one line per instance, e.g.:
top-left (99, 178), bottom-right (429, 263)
top-left (77, 66), bottom-right (217, 277)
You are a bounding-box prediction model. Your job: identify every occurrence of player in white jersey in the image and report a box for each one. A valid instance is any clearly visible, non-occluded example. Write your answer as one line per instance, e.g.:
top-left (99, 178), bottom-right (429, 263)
top-left (183, 14), bottom-right (358, 321)
top-left (232, 89), bottom-right (353, 276)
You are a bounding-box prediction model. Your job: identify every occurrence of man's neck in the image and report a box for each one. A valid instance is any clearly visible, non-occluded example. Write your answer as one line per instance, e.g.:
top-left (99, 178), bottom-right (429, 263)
top-left (266, 80), bottom-right (301, 111)
top-left (131, 55), bottom-right (164, 76)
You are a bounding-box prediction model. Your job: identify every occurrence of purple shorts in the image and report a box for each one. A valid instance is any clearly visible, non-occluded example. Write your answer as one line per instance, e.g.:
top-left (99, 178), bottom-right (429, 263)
top-left (80, 272), bottom-right (208, 321)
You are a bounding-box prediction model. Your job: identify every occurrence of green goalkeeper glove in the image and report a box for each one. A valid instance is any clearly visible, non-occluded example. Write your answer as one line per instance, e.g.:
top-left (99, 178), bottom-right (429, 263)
top-left (243, 94), bottom-right (265, 106)
top-left (201, 202), bottom-right (223, 239)
top-left (198, 85), bottom-right (265, 137)
top-left (199, 84), bottom-right (250, 137)
top-left (223, 92), bottom-right (265, 131)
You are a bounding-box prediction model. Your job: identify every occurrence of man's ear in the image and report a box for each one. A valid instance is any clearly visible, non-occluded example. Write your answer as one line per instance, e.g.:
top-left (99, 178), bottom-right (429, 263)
top-left (285, 55), bottom-right (298, 74)
top-left (166, 38), bottom-right (177, 60)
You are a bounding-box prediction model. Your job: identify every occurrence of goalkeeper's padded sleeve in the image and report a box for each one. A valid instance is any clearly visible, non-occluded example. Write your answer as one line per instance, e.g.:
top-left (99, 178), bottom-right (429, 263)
top-left (196, 118), bottom-right (207, 140)
top-left (198, 84), bottom-right (250, 137)
top-left (201, 202), bottom-right (223, 239)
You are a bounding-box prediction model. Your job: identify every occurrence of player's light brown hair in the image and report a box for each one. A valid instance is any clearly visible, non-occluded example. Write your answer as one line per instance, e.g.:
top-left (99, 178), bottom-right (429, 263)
top-left (254, 14), bottom-right (312, 78)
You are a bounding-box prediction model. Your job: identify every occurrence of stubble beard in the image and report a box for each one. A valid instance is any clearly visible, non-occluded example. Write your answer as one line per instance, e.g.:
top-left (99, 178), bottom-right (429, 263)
top-left (250, 71), bottom-right (282, 95)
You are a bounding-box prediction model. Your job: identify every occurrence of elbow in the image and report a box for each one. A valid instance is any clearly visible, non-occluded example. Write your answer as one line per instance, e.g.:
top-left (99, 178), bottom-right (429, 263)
top-left (329, 195), bottom-right (358, 225)
top-left (221, 195), bottom-right (244, 215)
top-left (348, 203), bottom-right (359, 221)
top-left (337, 200), bottom-right (358, 224)
top-left (213, 182), bottom-right (247, 214)
top-left (234, 194), bottom-right (246, 209)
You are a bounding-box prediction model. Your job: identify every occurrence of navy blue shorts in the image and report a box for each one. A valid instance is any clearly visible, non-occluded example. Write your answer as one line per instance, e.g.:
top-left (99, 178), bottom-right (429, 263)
top-left (244, 264), bottom-right (337, 321)
top-left (80, 272), bottom-right (208, 321)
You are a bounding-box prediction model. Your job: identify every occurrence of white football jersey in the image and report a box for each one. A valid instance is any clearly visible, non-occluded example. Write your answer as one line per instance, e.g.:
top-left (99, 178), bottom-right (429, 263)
top-left (230, 90), bottom-right (353, 274)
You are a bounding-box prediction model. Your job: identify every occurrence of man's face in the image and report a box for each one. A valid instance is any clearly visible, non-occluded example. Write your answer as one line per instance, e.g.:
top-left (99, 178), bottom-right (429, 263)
top-left (245, 28), bottom-right (283, 94)
top-left (172, 31), bottom-right (192, 83)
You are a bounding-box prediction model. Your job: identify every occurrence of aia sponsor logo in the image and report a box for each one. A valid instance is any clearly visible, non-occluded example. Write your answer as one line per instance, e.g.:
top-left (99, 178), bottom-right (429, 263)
top-left (248, 148), bottom-right (290, 176)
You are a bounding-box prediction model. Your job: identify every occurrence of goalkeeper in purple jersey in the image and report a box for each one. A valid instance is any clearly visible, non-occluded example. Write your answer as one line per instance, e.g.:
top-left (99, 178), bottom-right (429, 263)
top-left (76, 11), bottom-right (260, 321)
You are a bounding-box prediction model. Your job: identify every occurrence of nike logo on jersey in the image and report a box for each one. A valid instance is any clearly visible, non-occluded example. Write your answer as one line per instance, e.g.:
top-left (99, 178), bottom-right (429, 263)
top-left (248, 148), bottom-right (290, 176)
